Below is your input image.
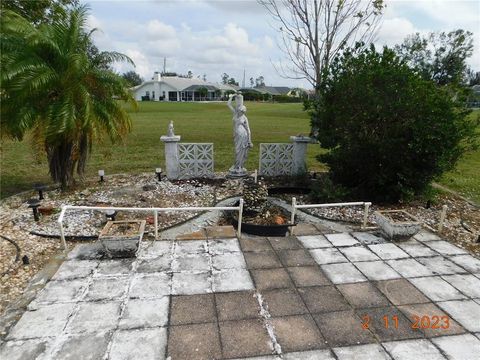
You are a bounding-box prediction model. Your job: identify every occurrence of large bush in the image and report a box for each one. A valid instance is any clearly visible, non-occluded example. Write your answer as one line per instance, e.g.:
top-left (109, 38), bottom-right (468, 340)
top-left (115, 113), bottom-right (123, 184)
top-left (311, 45), bottom-right (476, 202)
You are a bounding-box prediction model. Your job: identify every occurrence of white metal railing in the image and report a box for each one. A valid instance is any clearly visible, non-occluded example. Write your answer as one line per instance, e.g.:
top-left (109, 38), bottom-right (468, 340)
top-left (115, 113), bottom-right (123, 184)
top-left (290, 197), bottom-right (372, 234)
top-left (57, 199), bottom-right (244, 249)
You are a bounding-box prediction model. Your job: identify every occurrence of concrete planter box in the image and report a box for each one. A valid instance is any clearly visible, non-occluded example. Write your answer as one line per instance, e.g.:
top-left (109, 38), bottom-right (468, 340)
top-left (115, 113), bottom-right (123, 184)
top-left (99, 220), bottom-right (146, 258)
top-left (374, 210), bottom-right (422, 241)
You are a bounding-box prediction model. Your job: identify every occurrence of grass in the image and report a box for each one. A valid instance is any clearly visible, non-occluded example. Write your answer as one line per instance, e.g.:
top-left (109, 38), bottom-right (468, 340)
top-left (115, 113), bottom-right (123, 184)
top-left (0, 101), bottom-right (326, 198)
top-left (1, 102), bottom-right (478, 203)
top-left (438, 109), bottom-right (480, 204)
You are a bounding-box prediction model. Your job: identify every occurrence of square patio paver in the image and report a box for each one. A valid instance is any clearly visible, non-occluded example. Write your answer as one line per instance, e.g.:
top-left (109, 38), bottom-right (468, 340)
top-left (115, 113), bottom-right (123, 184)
top-left (216, 291), bottom-right (261, 321)
top-left (298, 286), bottom-right (350, 313)
top-left (375, 279), bottom-right (430, 305)
top-left (170, 294), bottom-right (216, 325)
top-left (262, 288), bottom-right (308, 316)
top-left (219, 319), bottom-right (273, 358)
top-left (356, 306), bottom-right (423, 341)
top-left (238, 237), bottom-right (273, 252)
top-left (441, 274), bottom-right (480, 298)
top-left (397, 302), bottom-right (465, 337)
top-left (85, 276), bottom-right (129, 301)
top-left (382, 339), bottom-right (446, 360)
top-left (172, 253), bottom-right (211, 272)
top-left (244, 251), bottom-right (282, 269)
top-left (208, 238), bottom-right (242, 254)
top-left (417, 256), bottom-right (466, 275)
top-left (268, 236), bottom-right (302, 250)
top-left (424, 241), bottom-right (467, 256)
top-left (437, 300), bottom-right (480, 332)
top-left (251, 268), bottom-right (293, 290)
top-left (355, 261), bottom-right (401, 281)
top-left (129, 273), bottom-right (171, 298)
top-left (314, 310), bottom-right (376, 346)
top-left (397, 241), bottom-right (439, 257)
top-left (51, 260), bottom-right (98, 280)
top-left (296, 235), bottom-right (332, 249)
top-left (409, 276), bottom-right (467, 302)
top-left (174, 240), bottom-right (207, 254)
top-left (28, 278), bottom-right (88, 308)
top-left (277, 249), bottom-right (316, 267)
top-left (138, 241), bottom-right (173, 259)
top-left (270, 314), bottom-right (325, 352)
top-left (386, 259), bottom-right (434, 278)
top-left (52, 332), bottom-right (111, 360)
top-left (310, 248), bottom-right (348, 265)
top-left (66, 301), bottom-right (121, 334)
top-left (431, 334), bottom-right (480, 360)
top-left (95, 259), bottom-right (134, 276)
top-left (339, 247), bottom-right (380, 262)
top-left (337, 282), bottom-right (390, 309)
top-left (7, 303), bottom-right (75, 340)
top-left (333, 343), bottom-right (391, 360)
top-left (212, 268), bottom-right (254, 292)
top-left (287, 266), bottom-right (330, 287)
top-left (171, 271), bottom-right (211, 295)
top-left (321, 263), bottom-right (367, 284)
top-left (136, 255), bottom-right (172, 273)
top-left (119, 297), bottom-right (169, 329)
top-left (0, 339), bottom-right (50, 360)
top-left (368, 244), bottom-right (409, 260)
top-left (351, 232), bottom-right (386, 245)
top-left (283, 349), bottom-right (335, 360)
top-left (168, 322), bottom-right (221, 360)
top-left (212, 252), bottom-right (247, 270)
top-left (447, 254), bottom-right (480, 273)
top-left (110, 328), bottom-right (167, 360)
top-left (325, 233), bottom-right (359, 247)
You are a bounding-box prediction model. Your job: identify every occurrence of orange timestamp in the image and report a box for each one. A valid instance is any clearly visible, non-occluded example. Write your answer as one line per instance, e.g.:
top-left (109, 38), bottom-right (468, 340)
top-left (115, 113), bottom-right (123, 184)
top-left (361, 314), bottom-right (450, 330)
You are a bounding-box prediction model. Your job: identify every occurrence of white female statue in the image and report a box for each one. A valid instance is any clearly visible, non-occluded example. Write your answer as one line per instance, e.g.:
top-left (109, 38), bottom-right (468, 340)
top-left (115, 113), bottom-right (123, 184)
top-left (227, 92), bottom-right (252, 177)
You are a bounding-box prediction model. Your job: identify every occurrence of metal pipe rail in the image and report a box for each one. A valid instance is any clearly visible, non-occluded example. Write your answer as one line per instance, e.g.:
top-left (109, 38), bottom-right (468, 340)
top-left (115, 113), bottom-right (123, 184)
top-left (290, 198), bottom-right (372, 234)
top-left (57, 199), bottom-right (244, 250)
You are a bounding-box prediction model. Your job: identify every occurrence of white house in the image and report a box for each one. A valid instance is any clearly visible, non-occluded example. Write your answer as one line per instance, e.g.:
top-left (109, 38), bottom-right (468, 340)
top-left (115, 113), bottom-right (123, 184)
top-left (131, 72), bottom-right (239, 102)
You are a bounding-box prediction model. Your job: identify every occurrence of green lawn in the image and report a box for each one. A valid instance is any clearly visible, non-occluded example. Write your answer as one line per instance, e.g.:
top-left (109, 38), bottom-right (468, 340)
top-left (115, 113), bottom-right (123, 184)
top-left (1, 102), bottom-right (478, 203)
top-left (438, 109), bottom-right (480, 204)
top-left (0, 101), bottom-right (325, 198)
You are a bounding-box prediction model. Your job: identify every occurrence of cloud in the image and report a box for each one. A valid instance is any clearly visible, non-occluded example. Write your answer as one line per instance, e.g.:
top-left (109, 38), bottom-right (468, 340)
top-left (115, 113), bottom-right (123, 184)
top-left (377, 17), bottom-right (419, 47)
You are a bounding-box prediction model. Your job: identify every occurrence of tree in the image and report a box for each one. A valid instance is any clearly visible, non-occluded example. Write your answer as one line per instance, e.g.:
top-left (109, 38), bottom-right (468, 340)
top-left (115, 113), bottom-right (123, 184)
top-left (187, 70), bottom-right (193, 78)
top-left (228, 77), bottom-right (239, 86)
top-left (249, 77), bottom-right (254, 87)
top-left (310, 45), bottom-right (476, 202)
top-left (258, 0), bottom-right (385, 90)
top-left (255, 76), bottom-right (265, 87)
top-left (395, 30), bottom-right (474, 87)
top-left (468, 70), bottom-right (480, 86)
top-left (122, 71), bottom-right (143, 87)
top-left (221, 73), bottom-right (229, 84)
top-left (0, 0), bottom-right (79, 25)
top-left (1, 6), bottom-right (136, 189)
top-left (197, 87), bottom-right (208, 100)
top-left (202, 74), bottom-right (207, 82)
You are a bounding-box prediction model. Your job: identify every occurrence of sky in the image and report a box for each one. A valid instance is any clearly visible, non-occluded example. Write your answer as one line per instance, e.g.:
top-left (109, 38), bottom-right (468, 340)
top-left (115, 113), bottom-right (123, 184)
top-left (84, 0), bottom-right (480, 89)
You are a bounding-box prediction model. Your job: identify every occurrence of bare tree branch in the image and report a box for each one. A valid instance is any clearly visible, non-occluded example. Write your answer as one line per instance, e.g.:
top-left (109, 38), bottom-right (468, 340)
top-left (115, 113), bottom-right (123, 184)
top-left (259, 0), bottom-right (385, 90)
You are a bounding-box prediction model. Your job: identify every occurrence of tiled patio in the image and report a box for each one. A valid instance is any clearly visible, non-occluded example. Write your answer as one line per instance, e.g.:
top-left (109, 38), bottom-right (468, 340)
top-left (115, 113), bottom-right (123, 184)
top-left (1, 226), bottom-right (480, 359)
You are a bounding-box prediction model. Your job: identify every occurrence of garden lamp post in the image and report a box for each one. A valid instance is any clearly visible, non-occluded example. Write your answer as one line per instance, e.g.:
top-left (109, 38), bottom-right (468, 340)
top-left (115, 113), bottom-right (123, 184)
top-left (98, 169), bottom-right (105, 182)
top-left (27, 199), bottom-right (41, 222)
top-left (155, 168), bottom-right (162, 181)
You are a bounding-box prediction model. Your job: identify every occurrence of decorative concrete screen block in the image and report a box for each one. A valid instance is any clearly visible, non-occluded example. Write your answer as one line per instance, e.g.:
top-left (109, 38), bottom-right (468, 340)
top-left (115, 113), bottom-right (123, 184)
top-left (259, 143), bottom-right (294, 176)
top-left (178, 143), bottom-right (214, 179)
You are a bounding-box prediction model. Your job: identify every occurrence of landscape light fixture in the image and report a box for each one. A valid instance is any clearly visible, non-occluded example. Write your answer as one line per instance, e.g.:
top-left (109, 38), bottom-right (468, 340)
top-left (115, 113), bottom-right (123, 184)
top-left (27, 199), bottom-right (41, 222)
top-left (105, 210), bottom-right (117, 221)
top-left (33, 183), bottom-right (47, 200)
top-left (155, 167), bottom-right (162, 181)
top-left (98, 169), bottom-right (105, 182)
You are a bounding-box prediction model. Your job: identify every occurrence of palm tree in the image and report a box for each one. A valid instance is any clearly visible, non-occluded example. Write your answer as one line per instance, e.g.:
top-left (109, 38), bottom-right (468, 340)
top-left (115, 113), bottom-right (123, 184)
top-left (1, 5), bottom-right (136, 189)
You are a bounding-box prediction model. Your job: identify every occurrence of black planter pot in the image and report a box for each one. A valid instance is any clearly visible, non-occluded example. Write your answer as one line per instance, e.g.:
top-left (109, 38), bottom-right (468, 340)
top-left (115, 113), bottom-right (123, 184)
top-left (229, 201), bottom-right (295, 237)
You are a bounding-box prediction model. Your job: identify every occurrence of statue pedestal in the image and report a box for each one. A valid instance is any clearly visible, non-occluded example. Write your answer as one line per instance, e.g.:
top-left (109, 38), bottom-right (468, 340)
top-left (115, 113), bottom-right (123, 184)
top-left (290, 136), bottom-right (313, 175)
top-left (227, 167), bottom-right (248, 178)
top-left (160, 135), bottom-right (181, 180)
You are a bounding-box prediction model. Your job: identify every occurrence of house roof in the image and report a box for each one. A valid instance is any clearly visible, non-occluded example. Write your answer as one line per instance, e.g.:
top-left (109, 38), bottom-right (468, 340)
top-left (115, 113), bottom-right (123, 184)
top-left (130, 76), bottom-right (240, 93)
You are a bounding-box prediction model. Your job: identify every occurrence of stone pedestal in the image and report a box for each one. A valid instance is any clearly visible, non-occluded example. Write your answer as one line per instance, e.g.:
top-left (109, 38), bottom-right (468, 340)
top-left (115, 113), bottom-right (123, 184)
top-left (290, 136), bottom-right (312, 175)
top-left (160, 135), bottom-right (181, 180)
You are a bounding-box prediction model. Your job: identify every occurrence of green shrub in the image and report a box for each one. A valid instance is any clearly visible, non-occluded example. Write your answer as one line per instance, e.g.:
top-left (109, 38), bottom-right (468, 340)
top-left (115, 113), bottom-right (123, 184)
top-left (310, 45), bottom-right (477, 202)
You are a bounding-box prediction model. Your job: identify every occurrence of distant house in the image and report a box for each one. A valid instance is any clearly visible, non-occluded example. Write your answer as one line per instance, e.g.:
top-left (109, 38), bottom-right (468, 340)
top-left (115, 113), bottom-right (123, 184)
top-left (240, 86), bottom-right (292, 96)
top-left (130, 72), bottom-right (239, 101)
